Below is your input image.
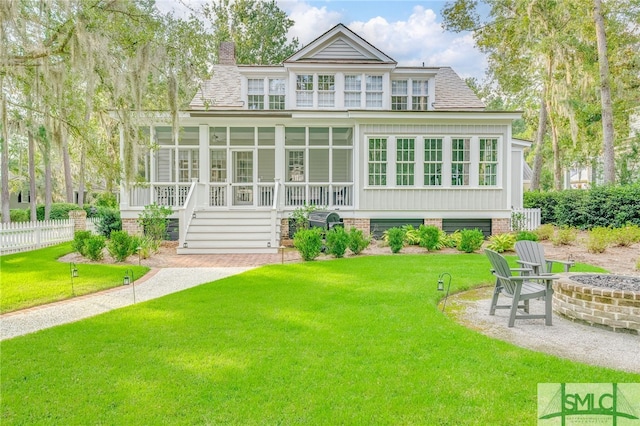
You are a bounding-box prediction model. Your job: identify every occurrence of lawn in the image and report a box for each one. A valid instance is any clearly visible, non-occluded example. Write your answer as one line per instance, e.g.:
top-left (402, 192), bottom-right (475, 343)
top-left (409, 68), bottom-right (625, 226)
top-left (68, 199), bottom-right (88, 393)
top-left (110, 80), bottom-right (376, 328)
top-left (2, 254), bottom-right (636, 425)
top-left (0, 243), bottom-right (149, 313)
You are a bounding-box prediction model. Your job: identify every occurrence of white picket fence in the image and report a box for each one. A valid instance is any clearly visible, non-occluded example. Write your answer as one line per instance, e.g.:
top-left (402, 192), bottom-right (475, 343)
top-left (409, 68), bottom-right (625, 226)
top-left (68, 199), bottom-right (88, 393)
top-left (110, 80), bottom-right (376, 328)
top-left (511, 208), bottom-right (542, 231)
top-left (0, 220), bottom-right (75, 255)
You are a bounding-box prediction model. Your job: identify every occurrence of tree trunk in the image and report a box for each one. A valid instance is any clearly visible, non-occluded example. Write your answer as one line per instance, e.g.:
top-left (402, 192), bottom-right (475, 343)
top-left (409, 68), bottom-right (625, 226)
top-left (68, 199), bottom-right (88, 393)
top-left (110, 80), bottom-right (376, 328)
top-left (61, 127), bottom-right (74, 203)
top-left (547, 103), bottom-right (563, 190)
top-left (28, 127), bottom-right (38, 221)
top-left (530, 92), bottom-right (548, 191)
top-left (0, 76), bottom-right (9, 224)
top-left (41, 117), bottom-right (53, 220)
top-left (78, 146), bottom-right (85, 207)
top-left (594, 0), bottom-right (615, 184)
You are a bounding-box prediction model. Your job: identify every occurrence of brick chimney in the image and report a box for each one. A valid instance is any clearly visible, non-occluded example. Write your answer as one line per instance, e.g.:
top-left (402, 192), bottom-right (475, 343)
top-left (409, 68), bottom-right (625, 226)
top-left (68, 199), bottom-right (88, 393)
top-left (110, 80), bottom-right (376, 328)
top-left (219, 42), bottom-right (236, 65)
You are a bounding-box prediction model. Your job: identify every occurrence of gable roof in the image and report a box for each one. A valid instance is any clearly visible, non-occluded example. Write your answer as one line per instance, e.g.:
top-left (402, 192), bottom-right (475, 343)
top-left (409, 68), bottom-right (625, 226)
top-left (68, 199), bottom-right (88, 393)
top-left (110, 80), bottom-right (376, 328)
top-left (285, 23), bottom-right (396, 64)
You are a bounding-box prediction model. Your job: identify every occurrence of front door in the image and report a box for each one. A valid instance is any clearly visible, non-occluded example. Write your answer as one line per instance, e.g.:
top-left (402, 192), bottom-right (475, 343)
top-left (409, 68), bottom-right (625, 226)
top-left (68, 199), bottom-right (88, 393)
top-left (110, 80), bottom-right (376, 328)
top-left (232, 150), bottom-right (254, 206)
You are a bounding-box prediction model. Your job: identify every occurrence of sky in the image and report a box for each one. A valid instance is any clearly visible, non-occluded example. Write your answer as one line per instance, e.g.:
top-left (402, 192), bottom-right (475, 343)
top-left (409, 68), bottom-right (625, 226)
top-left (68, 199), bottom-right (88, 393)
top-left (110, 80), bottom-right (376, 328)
top-left (159, 0), bottom-right (488, 81)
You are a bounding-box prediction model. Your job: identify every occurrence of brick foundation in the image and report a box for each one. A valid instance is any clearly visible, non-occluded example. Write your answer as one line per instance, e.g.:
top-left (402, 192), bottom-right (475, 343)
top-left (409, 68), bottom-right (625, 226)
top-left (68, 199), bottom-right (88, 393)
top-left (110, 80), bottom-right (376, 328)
top-left (122, 218), bottom-right (143, 236)
top-left (342, 218), bottom-right (371, 235)
top-left (423, 218), bottom-right (442, 229)
top-left (491, 218), bottom-right (510, 235)
top-left (554, 275), bottom-right (640, 334)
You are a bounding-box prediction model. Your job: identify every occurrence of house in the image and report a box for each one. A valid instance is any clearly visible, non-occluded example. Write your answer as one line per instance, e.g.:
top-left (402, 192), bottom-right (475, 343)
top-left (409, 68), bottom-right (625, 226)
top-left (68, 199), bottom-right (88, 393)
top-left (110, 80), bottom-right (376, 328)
top-left (118, 24), bottom-right (524, 254)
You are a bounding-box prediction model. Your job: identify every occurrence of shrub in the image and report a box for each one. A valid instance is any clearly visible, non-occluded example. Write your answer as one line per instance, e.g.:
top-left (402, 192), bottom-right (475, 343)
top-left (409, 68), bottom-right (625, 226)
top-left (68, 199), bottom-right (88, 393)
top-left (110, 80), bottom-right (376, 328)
top-left (510, 211), bottom-right (526, 232)
top-left (347, 227), bottom-right (370, 255)
top-left (402, 225), bottom-right (421, 245)
top-left (95, 208), bottom-right (122, 238)
top-left (290, 204), bottom-right (318, 236)
top-left (611, 224), bottom-right (640, 247)
top-left (457, 229), bottom-right (485, 253)
top-left (293, 228), bottom-right (323, 261)
top-left (72, 230), bottom-right (93, 255)
top-left (325, 226), bottom-right (349, 258)
top-left (551, 227), bottom-right (578, 246)
top-left (418, 225), bottom-right (441, 251)
top-left (516, 231), bottom-right (538, 241)
top-left (586, 227), bottom-right (612, 254)
top-left (36, 203), bottom-right (81, 220)
top-left (138, 203), bottom-right (173, 242)
top-left (386, 227), bottom-right (405, 253)
top-left (130, 235), bottom-right (155, 259)
top-left (447, 230), bottom-right (462, 249)
top-left (107, 230), bottom-right (134, 262)
top-left (9, 209), bottom-right (29, 222)
top-left (535, 224), bottom-right (555, 241)
top-left (486, 233), bottom-right (516, 253)
top-left (83, 235), bottom-right (106, 261)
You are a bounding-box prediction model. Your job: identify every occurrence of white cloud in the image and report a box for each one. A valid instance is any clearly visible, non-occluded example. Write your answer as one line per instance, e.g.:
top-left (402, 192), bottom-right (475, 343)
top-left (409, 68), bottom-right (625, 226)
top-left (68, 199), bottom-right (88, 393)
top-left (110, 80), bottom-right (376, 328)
top-left (277, 1), bottom-right (342, 45)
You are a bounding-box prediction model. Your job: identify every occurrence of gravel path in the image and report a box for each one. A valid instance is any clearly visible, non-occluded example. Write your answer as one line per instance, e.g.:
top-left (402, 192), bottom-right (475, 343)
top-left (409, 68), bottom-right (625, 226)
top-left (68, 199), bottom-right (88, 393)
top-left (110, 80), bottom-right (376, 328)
top-left (0, 267), bottom-right (253, 341)
top-left (448, 287), bottom-right (640, 374)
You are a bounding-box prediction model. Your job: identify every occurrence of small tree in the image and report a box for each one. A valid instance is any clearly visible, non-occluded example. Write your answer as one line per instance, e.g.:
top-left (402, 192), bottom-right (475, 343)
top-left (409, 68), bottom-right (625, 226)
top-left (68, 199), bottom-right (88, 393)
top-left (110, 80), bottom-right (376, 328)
top-left (138, 203), bottom-right (173, 245)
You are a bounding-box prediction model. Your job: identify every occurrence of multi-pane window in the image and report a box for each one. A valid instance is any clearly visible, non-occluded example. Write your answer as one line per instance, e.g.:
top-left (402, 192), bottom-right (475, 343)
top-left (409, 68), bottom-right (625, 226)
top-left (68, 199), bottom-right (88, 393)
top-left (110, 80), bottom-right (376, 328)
top-left (296, 74), bottom-right (314, 107)
top-left (451, 138), bottom-right (470, 186)
top-left (269, 78), bottom-right (285, 110)
top-left (344, 75), bottom-right (361, 107)
top-left (366, 75), bottom-right (383, 108)
top-left (412, 80), bottom-right (429, 111)
top-left (210, 150), bottom-right (227, 182)
top-left (287, 150), bottom-right (305, 182)
top-left (368, 137), bottom-right (387, 185)
top-left (178, 149), bottom-right (199, 182)
top-left (396, 138), bottom-right (415, 186)
top-left (247, 78), bottom-right (264, 110)
top-left (391, 80), bottom-right (408, 110)
top-left (479, 138), bottom-right (498, 185)
top-left (424, 138), bottom-right (443, 185)
top-left (318, 75), bottom-right (335, 107)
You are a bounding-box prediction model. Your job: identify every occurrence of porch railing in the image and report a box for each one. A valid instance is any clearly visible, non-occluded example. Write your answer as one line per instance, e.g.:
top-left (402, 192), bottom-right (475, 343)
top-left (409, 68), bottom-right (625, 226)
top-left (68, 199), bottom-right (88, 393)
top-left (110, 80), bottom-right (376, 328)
top-left (284, 183), bottom-right (354, 208)
top-left (511, 208), bottom-right (541, 231)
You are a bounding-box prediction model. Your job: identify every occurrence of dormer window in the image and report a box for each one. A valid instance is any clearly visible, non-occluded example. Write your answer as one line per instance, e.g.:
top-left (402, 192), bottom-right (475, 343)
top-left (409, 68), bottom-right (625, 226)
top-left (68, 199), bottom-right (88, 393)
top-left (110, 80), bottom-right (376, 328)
top-left (296, 74), bottom-right (313, 107)
top-left (366, 75), bottom-right (383, 108)
top-left (411, 79), bottom-right (429, 111)
top-left (269, 78), bottom-right (285, 110)
top-left (391, 80), bottom-right (408, 110)
top-left (248, 79), bottom-right (265, 110)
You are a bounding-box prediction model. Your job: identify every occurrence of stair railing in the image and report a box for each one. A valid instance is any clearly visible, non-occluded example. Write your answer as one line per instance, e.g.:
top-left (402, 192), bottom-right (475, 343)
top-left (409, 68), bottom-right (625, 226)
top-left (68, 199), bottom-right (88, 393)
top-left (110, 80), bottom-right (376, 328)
top-left (179, 179), bottom-right (199, 249)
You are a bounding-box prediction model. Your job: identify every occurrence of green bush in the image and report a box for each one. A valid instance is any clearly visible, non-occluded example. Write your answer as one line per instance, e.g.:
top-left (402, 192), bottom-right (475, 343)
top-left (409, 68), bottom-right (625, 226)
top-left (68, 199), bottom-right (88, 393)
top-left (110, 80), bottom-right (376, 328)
top-left (386, 227), bottom-right (405, 253)
top-left (402, 225), bottom-right (421, 245)
top-left (9, 209), bottom-right (29, 222)
top-left (83, 235), bottom-right (106, 261)
top-left (72, 231), bottom-right (93, 256)
top-left (524, 184), bottom-right (640, 228)
top-left (457, 229), bottom-right (485, 253)
top-left (347, 227), bottom-right (370, 255)
top-left (586, 227), bottom-right (612, 254)
top-left (516, 231), bottom-right (538, 241)
top-left (486, 233), bottom-right (516, 253)
top-left (325, 226), bottom-right (349, 258)
top-left (293, 228), bottom-right (323, 261)
top-left (138, 203), bottom-right (172, 242)
top-left (510, 211), bottom-right (527, 232)
top-left (130, 235), bottom-right (155, 259)
top-left (535, 224), bottom-right (555, 241)
top-left (95, 208), bottom-right (122, 238)
top-left (418, 225), bottom-right (441, 251)
top-left (36, 203), bottom-right (81, 220)
top-left (551, 227), bottom-right (578, 246)
top-left (447, 230), bottom-right (462, 249)
top-left (107, 230), bottom-right (134, 262)
top-left (611, 224), bottom-right (640, 247)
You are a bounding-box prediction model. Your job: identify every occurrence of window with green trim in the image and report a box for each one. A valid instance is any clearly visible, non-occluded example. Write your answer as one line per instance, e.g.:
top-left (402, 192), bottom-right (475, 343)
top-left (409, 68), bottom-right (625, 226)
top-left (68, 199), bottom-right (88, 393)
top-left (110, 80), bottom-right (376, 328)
top-left (368, 138), bottom-right (387, 186)
top-left (396, 138), bottom-right (415, 185)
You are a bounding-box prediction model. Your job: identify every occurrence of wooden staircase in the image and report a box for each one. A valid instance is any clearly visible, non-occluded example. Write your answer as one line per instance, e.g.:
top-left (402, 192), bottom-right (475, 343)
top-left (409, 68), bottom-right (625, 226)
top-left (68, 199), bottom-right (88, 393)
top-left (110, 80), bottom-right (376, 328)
top-left (177, 210), bottom-right (280, 254)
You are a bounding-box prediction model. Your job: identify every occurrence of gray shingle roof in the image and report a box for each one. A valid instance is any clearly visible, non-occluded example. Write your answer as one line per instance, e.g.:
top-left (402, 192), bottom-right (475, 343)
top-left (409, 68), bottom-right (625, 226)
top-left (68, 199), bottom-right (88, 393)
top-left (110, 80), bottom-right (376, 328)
top-left (433, 67), bottom-right (485, 110)
top-left (189, 65), bottom-right (244, 110)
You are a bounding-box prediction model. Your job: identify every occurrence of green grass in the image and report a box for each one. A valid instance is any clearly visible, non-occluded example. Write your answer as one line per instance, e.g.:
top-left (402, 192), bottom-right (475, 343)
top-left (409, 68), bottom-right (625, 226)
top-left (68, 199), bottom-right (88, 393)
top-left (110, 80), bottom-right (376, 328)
top-left (0, 243), bottom-right (149, 313)
top-left (2, 254), bottom-right (633, 425)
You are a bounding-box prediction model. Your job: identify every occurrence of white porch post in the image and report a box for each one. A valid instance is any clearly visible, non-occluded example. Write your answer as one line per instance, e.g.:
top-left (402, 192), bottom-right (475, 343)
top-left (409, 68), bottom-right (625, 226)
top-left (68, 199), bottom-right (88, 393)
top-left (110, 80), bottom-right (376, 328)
top-left (274, 124), bottom-right (285, 184)
top-left (199, 124), bottom-right (209, 208)
top-left (119, 124), bottom-right (129, 209)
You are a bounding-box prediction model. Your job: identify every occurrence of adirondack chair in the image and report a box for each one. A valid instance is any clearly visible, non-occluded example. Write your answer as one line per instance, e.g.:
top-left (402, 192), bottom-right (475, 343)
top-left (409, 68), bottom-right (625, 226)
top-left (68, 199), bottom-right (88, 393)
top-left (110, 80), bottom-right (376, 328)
top-left (485, 249), bottom-right (559, 327)
top-left (515, 240), bottom-right (575, 275)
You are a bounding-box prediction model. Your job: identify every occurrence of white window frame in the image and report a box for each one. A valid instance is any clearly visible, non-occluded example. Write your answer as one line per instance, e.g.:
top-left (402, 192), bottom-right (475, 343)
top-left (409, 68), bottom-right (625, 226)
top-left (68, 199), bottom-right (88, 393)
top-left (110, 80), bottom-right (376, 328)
top-left (296, 74), bottom-right (314, 107)
top-left (451, 138), bottom-right (471, 186)
top-left (411, 79), bottom-right (429, 111)
top-left (344, 74), bottom-right (362, 108)
top-left (247, 78), bottom-right (265, 110)
top-left (479, 138), bottom-right (499, 186)
top-left (365, 75), bottom-right (383, 108)
top-left (396, 137), bottom-right (415, 186)
top-left (268, 78), bottom-right (285, 110)
top-left (317, 74), bottom-right (335, 108)
top-left (367, 137), bottom-right (387, 186)
top-left (424, 137), bottom-right (443, 186)
top-left (391, 80), bottom-right (408, 110)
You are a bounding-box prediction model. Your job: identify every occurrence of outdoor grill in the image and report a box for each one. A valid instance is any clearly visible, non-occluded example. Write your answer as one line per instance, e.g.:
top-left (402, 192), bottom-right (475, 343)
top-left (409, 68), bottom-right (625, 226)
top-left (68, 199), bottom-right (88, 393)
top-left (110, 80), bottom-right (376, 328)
top-left (308, 210), bottom-right (342, 230)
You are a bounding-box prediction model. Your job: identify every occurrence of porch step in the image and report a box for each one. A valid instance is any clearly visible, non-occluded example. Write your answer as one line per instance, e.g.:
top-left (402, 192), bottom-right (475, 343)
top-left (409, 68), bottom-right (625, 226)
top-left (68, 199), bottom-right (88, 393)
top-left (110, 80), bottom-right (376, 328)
top-left (181, 210), bottom-right (280, 255)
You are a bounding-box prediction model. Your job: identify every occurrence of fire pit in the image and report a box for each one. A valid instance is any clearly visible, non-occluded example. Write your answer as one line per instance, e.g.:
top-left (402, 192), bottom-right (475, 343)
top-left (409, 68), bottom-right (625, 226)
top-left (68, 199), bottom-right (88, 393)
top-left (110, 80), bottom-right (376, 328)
top-left (553, 274), bottom-right (640, 334)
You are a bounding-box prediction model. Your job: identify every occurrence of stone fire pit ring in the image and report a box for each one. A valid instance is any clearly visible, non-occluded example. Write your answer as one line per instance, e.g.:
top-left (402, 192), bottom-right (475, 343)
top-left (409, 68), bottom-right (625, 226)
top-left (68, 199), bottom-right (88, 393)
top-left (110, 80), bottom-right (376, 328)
top-left (553, 273), bottom-right (640, 335)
